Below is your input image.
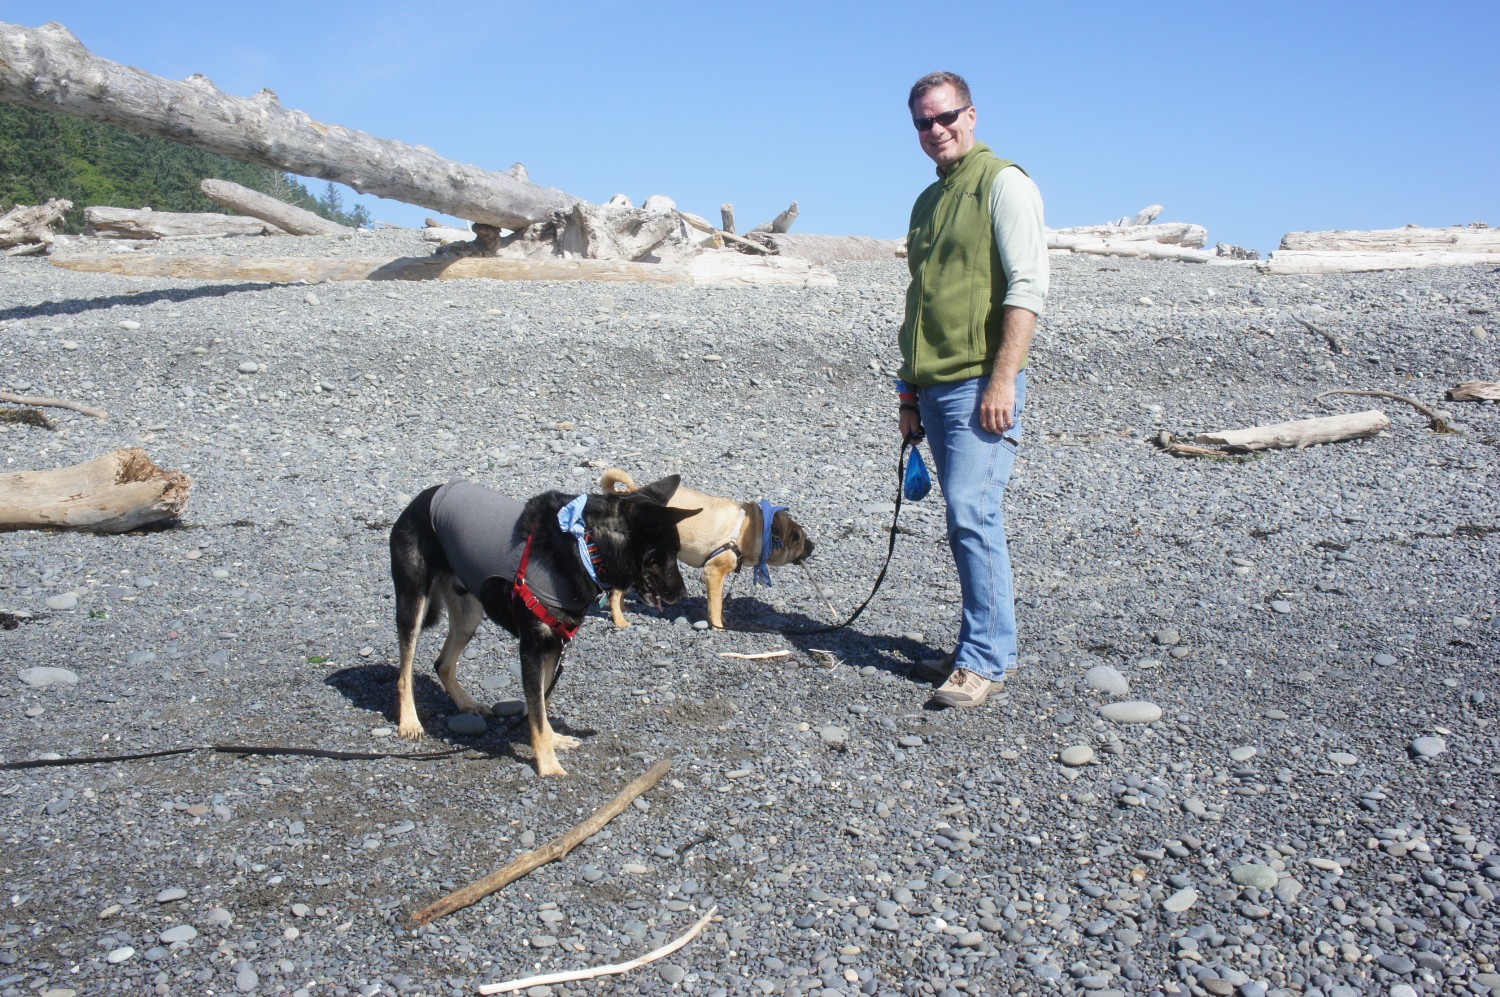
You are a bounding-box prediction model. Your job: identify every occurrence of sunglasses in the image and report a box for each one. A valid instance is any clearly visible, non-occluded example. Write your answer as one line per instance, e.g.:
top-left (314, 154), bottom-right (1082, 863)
top-left (913, 106), bottom-right (970, 132)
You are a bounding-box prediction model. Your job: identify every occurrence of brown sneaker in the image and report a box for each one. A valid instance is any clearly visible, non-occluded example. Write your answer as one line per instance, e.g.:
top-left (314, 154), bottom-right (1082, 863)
top-left (927, 667), bottom-right (1000, 709)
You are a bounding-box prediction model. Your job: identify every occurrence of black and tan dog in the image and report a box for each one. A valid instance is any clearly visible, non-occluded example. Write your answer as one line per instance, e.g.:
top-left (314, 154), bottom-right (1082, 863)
top-left (599, 468), bottom-right (814, 630)
top-left (389, 476), bottom-right (696, 776)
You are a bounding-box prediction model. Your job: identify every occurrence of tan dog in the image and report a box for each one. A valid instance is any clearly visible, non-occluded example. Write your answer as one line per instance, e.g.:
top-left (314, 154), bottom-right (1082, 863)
top-left (600, 469), bottom-right (814, 630)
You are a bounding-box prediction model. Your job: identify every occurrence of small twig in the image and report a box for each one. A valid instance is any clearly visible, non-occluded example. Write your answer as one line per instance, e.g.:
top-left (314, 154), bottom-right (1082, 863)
top-left (1316, 388), bottom-right (1458, 433)
top-left (1290, 313), bottom-right (1345, 354)
top-left (0, 391), bottom-right (108, 420)
top-left (408, 757), bottom-right (671, 927)
top-left (718, 650), bottom-right (792, 660)
top-left (475, 905), bottom-right (718, 995)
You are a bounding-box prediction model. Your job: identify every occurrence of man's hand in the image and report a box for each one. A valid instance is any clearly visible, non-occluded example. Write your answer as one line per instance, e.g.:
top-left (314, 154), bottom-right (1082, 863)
top-left (900, 407), bottom-right (924, 443)
top-left (978, 375), bottom-right (1016, 436)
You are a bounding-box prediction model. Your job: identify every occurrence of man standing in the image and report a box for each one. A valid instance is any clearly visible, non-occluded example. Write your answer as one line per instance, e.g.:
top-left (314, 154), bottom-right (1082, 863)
top-left (897, 71), bottom-right (1049, 709)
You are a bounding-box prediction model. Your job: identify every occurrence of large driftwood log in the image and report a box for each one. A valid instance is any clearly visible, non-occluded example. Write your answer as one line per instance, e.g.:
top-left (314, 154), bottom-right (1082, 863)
top-left (50, 251), bottom-right (837, 287)
top-left (1194, 410), bottom-right (1391, 452)
top-left (0, 197), bottom-right (71, 253)
top-left (1049, 235), bottom-right (1214, 263)
top-left (0, 20), bottom-right (579, 231)
top-left (1259, 250), bottom-right (1500, 275)
top-left (0, 448), bottom-right (192, 532)
top-left (745, 232), bottom-right (904, 264)
top-left (1048, 222), bottom-right (1207, 248)
top-left (1280, 224), bottom-right (1499, 252)
top-left (85, 206), bottom-right (281, 239)
top-left (199, 179), bottom-right (351, 236)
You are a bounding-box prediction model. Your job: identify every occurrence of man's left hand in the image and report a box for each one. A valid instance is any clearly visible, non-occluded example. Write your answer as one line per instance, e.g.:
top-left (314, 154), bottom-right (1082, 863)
top-left (978, 375), bottom-right (1016, 436)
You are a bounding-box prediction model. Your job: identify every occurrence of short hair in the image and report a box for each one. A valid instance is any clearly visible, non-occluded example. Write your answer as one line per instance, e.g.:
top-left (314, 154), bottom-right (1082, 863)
top-left (908, 71), bottom-right (972, 112)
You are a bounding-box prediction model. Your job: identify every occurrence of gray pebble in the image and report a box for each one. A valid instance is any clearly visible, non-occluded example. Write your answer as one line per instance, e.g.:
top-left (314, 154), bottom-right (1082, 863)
top-left (160, 924), bottom-right (197, 944)
top-left (1100, 701), bottom-right (1162, 724)
top-left (19, 666), bottom-right (79, 688)
top-left (1084, 664), bottom-right (1128, 697)
top-left (1060, 745), bottom-right (1094, 767)
top-left (447, 713), bottom-right (487, 736)
top-left (1409, 735), bottom-right (1446, 758)
top-left (1230, 864), bottom-right (1278, 890)
top-left (44, 592), bottom-right (78, 611)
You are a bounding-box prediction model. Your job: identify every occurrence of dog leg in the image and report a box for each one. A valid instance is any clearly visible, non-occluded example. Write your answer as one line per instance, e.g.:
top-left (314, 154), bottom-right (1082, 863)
top-left (521, 632), bottom-right (570, 777)
top-left (608, 587), bottom-right (632, 629)
top-left (703, 552), bottom-right (737, 630)
top-left (394, 589), bottom-right (429, 740)
top-left (433, 589), bottom-right (490, 717)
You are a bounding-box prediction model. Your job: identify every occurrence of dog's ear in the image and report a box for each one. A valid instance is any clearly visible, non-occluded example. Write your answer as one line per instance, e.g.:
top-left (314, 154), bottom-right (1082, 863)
top-left (630, 474), bottom-right (681, 505)
top-left (664, 505), bottom-right (700, 523)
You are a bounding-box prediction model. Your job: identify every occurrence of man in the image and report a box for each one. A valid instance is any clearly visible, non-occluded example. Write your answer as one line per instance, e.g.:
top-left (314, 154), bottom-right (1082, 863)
top-left (896, 70), bottom-right (1049, 709)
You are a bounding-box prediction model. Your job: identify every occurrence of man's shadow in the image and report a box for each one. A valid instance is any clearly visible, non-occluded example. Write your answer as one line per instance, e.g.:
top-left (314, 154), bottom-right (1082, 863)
top-left (0, 282), bottom-right (278, 323)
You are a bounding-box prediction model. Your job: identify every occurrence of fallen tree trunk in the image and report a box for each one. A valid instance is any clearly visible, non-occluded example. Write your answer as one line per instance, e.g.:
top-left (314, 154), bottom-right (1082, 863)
top-left (1279, 224), bottom-right (1499, 252)
top-left (745, 232), bottom-right (904, 264)
top-left (1259, 250), bottom-right (1500, 275)
top-left (1048, 221), bottom-right (1207, 248)
top-left (50, 251), bottom-right (837, 287)
top-left (85, 206), bottom-right (281, 239)
top-left (1194, 410), bottom-right (1390, 452)
top-left (0, 197), bottom-right (71, 253)
top-left (1050, 235), bottom-right (1214, 263)
top-left (0, 20), bottom-right (579, 231)
top-left (0, 448), bottom-right (192, 532)
top-left (199, 179), bottom-right (351, 236)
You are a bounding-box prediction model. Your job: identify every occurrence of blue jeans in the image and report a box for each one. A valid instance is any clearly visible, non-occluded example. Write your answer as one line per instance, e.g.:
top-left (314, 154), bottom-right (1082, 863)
top-left (917, 370), bottom-right (1026, 682)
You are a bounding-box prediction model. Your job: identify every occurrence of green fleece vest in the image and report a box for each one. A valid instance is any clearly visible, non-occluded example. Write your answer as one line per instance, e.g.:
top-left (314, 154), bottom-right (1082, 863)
top-left (898, 142), bottom-right (1022, 386)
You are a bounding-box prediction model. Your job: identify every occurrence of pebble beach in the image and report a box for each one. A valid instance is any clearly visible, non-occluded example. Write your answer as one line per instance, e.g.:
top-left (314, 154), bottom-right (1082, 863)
top-left (2, 229), bottom-right (1498, 996)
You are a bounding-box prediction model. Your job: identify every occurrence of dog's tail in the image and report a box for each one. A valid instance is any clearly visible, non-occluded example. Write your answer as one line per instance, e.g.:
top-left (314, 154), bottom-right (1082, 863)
top-left (599, 468), bottom-right (638, 494)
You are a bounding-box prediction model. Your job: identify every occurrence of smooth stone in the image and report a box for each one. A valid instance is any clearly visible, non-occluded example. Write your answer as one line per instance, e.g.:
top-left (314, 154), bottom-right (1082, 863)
top-left (622, 863), bottom-right (651, 875)
top-left (1153, 630), bottom-right (1181, 646)
top-left (1084, 665), bottom-right (1129, 697)
top-left (1269, 600), bottom-right (1293, 614)
top-left (235, 967), bottom-right (258, 992)
top-left (19, 667), bottom-right (79, 688)
top-left (659, 965), bottom-right (688, 985)
top-left (1372, 653), bottom-right (1398, 666)
top-left (159, 924), bottom-right (197, 944)
top-left (1230, 746), bottom-right (1258, 762)
top-left (106, 946), bottom-right (135, 963)
top-left (1327, 751), bottom-right (1359, 766)
top-left (44, 592), bottom-right (79, 611)
top-left (1409, 735), bottom-right (1446, 758)
top-left (1100, 701), bottom-right (1162, 724)
top-left (1060, 745), bottom-right (1094, 767)
top-left (125, 650), bottom-right (157, 666)
top-left (818, 726), bottom-right (848, 748)
top-left (492, 701), bottom-right (526, 717)
top-left (1163, 887), bottom-right (1199, 912)
top-left (155, 888), bottom-right (187, 903)
top-left (446, 714), bottom-right (487, 735)
top-left (1308, 858), bottom-right (1343, 875)
top-left (898, 735), bottom-right (925, 748)
top-left (237, 360), bottom-right (259, 373)
top-left (1230, 864), bottom-right (1278, 890)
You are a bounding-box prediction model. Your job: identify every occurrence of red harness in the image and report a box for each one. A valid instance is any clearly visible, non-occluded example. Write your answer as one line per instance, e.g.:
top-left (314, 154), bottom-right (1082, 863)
top-left (513, 532), bottom-right (582, 641)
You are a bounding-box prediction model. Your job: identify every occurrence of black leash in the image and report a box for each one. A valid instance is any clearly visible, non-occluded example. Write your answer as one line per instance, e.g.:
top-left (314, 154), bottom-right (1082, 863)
top-left (1, 742), bottom-right (469, 771)
top-left (737, 439), bottom-right (916, 636)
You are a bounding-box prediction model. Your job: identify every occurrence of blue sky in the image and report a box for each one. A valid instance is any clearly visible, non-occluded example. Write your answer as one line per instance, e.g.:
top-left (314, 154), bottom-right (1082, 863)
top-left (6, 1), bottom-right (1496, 253)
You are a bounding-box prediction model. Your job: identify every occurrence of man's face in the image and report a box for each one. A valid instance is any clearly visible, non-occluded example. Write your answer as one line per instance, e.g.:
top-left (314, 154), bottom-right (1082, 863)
top-left (912, 84), bottom-right (976, 170)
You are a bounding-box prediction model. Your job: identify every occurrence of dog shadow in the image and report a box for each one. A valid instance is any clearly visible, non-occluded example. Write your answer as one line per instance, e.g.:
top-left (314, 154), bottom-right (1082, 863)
top-left (324, 663), bottom-right (597, 762)
top-left (0, 281), bottom-right (277, 323)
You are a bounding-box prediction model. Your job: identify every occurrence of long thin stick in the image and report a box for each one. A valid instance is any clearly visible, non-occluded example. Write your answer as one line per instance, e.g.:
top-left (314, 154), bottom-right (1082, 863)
top-left (0, 391), bottom-right (108, 420)
top-left (1315, 388), bottom-right (1457, 433)
top-left (476, 906), bottom-right (718, 995)
top-left (1290, 312), bottom-right (1345, 354)
top-left (408, 757), bottom-right (672, 927)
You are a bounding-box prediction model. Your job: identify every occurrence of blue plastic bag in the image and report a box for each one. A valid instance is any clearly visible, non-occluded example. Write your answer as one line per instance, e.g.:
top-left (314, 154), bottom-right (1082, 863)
top-left (903, 443), bottom-right (932, 501)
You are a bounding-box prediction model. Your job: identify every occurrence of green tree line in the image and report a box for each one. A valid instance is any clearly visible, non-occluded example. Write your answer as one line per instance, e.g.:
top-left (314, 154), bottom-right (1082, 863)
top-left (0, 104), bottom-right (371, 230)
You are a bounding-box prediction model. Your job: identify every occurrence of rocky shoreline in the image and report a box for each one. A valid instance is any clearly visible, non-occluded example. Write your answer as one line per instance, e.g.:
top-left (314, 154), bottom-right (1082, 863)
top-left (1, 233), bottom-right (1497, 996)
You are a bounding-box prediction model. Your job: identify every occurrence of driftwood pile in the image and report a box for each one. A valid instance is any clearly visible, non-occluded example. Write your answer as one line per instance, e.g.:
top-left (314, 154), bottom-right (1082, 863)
top-left (1260, 223), bottom-right (1500, 275)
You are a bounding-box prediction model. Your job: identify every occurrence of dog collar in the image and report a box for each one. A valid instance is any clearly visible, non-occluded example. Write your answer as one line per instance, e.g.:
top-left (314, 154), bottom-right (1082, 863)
top-left (557, 494), bottom-right (608, 590)
top-left (756, 498), bottom-right (788, 586)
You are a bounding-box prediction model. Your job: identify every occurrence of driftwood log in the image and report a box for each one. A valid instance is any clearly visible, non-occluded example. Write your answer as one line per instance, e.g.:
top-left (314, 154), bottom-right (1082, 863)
top-left (1447, 381), bottom-right (1500, 402)
top-left (1048, 236), bottom-right (1213, 263)
top-left (1048, 221), bottom-right (1208, 249)
top-left (749, 201), bottom-right (799, 235)
top-left (0, 448), bottom-right (192, 532)
top-left (0, 390), bottom-right (107, 419)
top-left (49, 251), bottom-right (837, 288)
top-left (0, 20), bottom-right (578, 231)
top-left (1280, 224), bottom-right (1499, 253)
top-left (84, 206), bottom-right (281, 240)
top-left (745, 232), bottom-right (904, 264)
top-left (1194, 410), bottom-right (1391, 452)
top-left (199, 179), bottom-right (351, 236)
top-left (1261, 250), bottom-right (1500, 275)
top-left (0, 197), bottom-right (71, 253)
top-left (1316, 388), bottom-right (1457, 433)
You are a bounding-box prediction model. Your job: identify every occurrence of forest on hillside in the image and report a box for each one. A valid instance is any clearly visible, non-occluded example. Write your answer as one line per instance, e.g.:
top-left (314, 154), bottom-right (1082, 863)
top-left (0, 103), bottom-right (371, 231)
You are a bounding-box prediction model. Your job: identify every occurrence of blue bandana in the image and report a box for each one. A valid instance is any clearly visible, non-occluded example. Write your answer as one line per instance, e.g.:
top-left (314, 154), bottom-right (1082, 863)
top-left (756, 498), bottom-right (788, 586)
top-left (557, 494), bottom-right (604, 589)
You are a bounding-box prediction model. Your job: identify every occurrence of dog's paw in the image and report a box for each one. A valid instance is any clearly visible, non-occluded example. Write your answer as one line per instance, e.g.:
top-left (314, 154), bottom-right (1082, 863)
top-left (537, 759), bottom-right (569, 778)
top-left (553, 733), bottom-right (582, 753)
top-left (397, 723), bottom-right (425, 741)
top-left (453, 697), bottom-right (493, 717)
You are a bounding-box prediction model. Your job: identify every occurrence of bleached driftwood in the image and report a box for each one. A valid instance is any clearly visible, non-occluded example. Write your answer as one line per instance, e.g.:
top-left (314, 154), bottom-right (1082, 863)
top-left (1107, 204), bottom-right (1164, 227)
top-left (84, 206), bottom-right (281, 240)
top-left (1279, 224), bottom-right (1499, 253)
top-left (0, 198), bottom-right (71, 253)
top-left (749, 201), bottom-right (799, 234)
top-left (1194, 410), bottom-right (1391, 452)
top-left (720, 203), bottom-right (736, 234)
top-left (0, 448), bottom-right (192, 532)
top-left (1447, 381), bottom-right (1500, 402)
top-left (1259, 250), bottom-right (1500, 275)
top-left (0, 390), bottom-right (107, 419)
top-left (199, 179), bottom-right (351, 236)
top-left (1316, 388), bottom-right (1457, 433)
top-left (50, 251), bottom-right (837, 287)
top-left (1048, 222), bottom-right (1207, 248)
top-left (1049, 236), bottom-right (1213, 263)
top-left (0, 20), bottom-right (578, 231)
top-left (745, 232), bottom-right (905, 264)
top-left (421, 225), bottom-right (477, 245)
